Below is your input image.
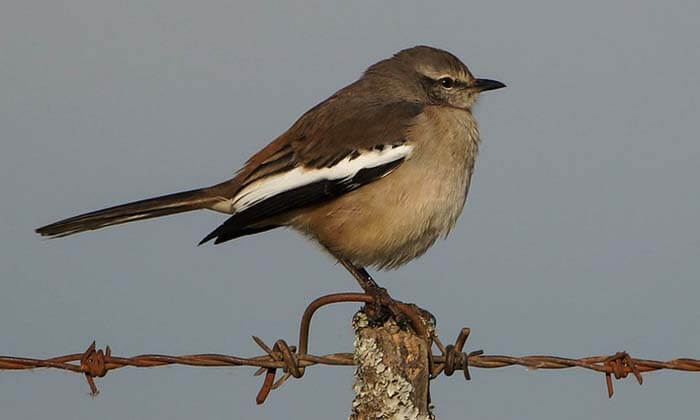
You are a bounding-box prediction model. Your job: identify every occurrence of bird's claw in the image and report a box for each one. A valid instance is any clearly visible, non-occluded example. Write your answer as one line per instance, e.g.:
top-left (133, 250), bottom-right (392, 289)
top-left (363, 288), bottom-right (433, 339)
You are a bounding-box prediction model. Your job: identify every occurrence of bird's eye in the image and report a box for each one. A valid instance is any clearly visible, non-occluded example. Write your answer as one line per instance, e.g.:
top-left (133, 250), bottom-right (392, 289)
top-left (439, 77), bottom-right (454, 89)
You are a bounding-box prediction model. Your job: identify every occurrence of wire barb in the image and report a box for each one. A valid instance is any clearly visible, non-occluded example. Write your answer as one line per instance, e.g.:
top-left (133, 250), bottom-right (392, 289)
top-left (603, 352), bottom-right (643, 398)
top-left (1, 293), bottom-right (699, 402)
top-left (80, 341), bottom-right (110, 395)
top-left (430, 328), bottom-right (483, 380)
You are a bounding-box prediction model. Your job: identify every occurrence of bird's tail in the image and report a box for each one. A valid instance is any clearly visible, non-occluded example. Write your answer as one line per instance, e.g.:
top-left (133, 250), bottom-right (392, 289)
top-left (35, 187), bottom-right (224, 238)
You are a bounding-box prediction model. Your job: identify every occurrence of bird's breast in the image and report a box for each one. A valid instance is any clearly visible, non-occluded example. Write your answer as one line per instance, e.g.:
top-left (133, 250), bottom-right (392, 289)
top-left (289, 106), bottom-right (480, 270)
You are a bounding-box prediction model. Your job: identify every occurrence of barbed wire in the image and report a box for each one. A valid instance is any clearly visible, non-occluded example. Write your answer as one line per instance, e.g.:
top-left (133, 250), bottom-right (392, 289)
top-left (1, 293), bottom-right (699, 403)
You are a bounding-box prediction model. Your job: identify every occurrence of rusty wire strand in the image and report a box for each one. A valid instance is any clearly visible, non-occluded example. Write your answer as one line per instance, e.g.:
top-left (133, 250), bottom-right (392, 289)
top-left (1, 293), bottom-right (699, 402)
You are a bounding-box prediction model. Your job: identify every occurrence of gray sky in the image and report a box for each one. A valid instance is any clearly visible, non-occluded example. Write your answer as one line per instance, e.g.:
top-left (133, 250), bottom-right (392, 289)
top-left (2, 1), bottom-right (699, 419)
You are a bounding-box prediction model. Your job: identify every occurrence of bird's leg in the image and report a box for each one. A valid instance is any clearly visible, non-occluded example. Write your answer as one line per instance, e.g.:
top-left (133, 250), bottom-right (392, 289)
top-left (336, 258), bottom-right (391, 315)
top-left (335, 257), bottom-right (432, 336)
top-left (336, 258), bottom-right (386, 296)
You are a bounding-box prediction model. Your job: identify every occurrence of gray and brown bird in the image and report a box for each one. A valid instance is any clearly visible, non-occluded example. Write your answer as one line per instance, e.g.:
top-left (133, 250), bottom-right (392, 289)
top-left (36, 46), bottom-right (505, 317)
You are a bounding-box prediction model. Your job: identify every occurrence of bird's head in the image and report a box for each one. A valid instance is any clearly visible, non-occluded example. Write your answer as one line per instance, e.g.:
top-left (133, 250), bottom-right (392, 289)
top-left (363, 45), bottom-right (505, 109)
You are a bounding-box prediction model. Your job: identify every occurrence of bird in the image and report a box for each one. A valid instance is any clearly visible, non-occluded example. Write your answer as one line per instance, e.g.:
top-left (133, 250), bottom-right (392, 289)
top-left (36, 46), bottom-right (505, 322)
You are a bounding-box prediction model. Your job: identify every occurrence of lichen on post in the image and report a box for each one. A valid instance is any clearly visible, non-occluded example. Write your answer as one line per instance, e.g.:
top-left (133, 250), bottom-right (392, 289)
top-left (350, 312), bottom-right (434, 420)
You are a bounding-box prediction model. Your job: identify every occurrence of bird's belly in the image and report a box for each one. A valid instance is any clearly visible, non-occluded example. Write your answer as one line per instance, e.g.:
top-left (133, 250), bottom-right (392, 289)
top-left (289, 160), bottom-right (470, 270)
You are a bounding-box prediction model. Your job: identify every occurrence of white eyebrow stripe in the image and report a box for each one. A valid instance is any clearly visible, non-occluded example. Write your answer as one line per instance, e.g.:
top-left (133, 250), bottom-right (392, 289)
top-left (229, 144), bottom-right (413, 213)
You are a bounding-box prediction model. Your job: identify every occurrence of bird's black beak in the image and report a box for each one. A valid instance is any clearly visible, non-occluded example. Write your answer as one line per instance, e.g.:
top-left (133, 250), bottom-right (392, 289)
top-left (473, 78), bottom-right (506, 92)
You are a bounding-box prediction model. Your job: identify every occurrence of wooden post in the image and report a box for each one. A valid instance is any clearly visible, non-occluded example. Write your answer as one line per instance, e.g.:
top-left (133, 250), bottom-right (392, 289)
top-left (349, 312), bottom-right (434, 420)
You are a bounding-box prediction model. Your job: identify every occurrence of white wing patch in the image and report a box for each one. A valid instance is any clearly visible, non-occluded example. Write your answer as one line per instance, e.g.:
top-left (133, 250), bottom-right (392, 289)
top-left (224, 144), bottom-right (413, 213)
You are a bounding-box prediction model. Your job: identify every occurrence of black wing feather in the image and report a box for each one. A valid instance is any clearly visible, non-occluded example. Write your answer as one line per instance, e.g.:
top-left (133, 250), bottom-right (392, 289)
top-left (199, 101), bottom-right (423, 245)
top-left (199, 158), bottom-right (404, 245)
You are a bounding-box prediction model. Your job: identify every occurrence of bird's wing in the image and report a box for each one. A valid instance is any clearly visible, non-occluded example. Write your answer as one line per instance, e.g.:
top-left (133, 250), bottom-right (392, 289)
top-left (200, 100), bottom-right (423, 245)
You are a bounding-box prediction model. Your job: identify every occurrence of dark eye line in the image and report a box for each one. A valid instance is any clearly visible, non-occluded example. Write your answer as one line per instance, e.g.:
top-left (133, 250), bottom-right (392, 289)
top-left (434, 76), bottom-right (469, 89)
top-left (420, 75), bottom-right (470, 91)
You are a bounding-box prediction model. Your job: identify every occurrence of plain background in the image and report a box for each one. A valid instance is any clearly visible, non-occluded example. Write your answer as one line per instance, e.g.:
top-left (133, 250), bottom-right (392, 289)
top-left (1, 1), bottom-right (699, 419)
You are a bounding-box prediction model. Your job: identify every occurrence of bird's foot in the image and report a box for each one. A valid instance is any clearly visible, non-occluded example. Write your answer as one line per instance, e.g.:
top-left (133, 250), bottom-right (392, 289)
top-left (363, 287), bottom-right (434, 339)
